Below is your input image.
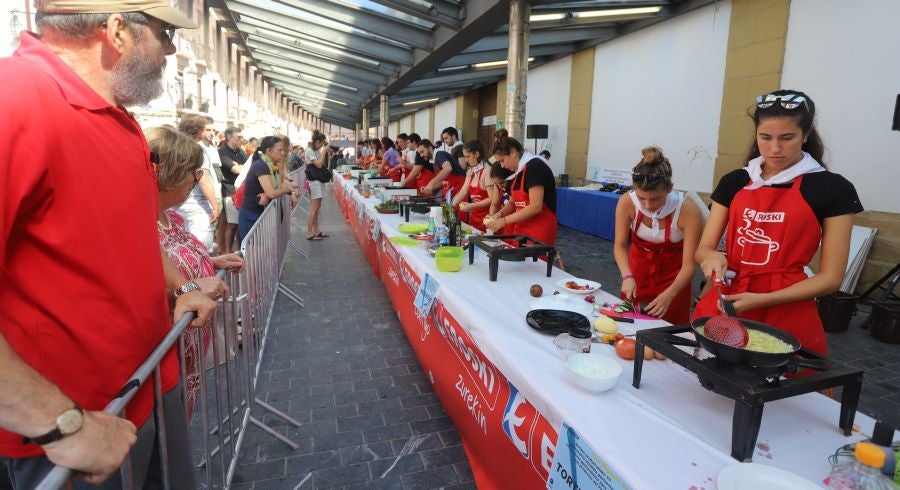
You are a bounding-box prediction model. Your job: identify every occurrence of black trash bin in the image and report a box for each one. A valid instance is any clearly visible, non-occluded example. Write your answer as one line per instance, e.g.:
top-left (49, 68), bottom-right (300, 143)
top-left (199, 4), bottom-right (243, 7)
top-left (558, 174), bottom-right (569, 188)
top-left (870, 301), bottom-right (900, 344)
top-left (816, 291), bottom-right (859, 332)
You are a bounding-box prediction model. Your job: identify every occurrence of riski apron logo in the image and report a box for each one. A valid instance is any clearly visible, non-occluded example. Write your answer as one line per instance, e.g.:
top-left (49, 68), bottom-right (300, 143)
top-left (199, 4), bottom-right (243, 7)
top-left (737, 208), bottom-right (781, 266)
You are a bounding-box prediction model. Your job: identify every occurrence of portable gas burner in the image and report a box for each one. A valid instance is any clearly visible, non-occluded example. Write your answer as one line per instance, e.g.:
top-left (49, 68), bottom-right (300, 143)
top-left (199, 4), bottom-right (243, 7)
top-left (632, 324), bottom-right (863, 462)
top-left (468, 234), bottom-right (556, 281)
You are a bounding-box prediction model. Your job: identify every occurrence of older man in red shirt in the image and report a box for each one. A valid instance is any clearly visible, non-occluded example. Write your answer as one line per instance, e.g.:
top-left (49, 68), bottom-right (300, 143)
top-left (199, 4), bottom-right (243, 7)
top-left (0, 0), bottom-right (219, 487)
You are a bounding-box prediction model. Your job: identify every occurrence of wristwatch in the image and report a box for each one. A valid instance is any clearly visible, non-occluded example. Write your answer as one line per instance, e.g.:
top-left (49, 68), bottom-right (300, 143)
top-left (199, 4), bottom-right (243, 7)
top-left (24, 405), bottom-right (84, 445)
top-left (174, 280), bottom-right (200, 297)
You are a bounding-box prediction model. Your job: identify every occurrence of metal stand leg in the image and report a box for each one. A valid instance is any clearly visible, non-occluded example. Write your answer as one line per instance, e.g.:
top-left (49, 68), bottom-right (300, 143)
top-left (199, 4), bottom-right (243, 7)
top-left (632, 342), bottom-right (645, 389)
top-left (732, 401), bottom-right (764, 462)
top-left (839, 373), bottom-right (863, 435)
top-left (289, 240), bottom-right (308, 258)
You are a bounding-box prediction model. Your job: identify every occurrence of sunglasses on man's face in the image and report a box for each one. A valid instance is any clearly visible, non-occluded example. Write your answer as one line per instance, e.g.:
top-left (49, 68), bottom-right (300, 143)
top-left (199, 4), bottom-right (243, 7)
top-left (756, 93), bottom-right (808, 111)
top-left (632, 172), bottom-right (662, 187)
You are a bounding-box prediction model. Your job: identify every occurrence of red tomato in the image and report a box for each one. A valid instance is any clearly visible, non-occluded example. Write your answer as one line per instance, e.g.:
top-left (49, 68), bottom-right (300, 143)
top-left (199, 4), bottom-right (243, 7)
top-left (614, 338), bottom-right (636, 360)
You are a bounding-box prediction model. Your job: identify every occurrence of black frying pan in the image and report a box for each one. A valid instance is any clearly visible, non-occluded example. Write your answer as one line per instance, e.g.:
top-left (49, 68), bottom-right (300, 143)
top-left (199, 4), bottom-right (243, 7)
top-left (691, 316), bottom-right (802, 368)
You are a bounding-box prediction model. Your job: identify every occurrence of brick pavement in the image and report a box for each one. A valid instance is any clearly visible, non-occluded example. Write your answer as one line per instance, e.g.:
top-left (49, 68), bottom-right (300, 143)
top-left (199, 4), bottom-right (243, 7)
top-left (220, 188), bottom-right (898, 488)
top-left (219, 191), bottom-right (475, 489)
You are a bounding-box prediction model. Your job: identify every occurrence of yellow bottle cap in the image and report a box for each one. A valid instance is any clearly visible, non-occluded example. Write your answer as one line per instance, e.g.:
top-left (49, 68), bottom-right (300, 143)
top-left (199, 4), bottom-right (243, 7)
top-left (855, 442), bottom-right (886, 468)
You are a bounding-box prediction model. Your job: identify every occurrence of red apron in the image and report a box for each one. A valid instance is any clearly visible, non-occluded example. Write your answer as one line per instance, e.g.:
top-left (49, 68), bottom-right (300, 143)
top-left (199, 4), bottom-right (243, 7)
top-left (457, 166), bottom-right (490, 231)
top-left (693, 176), bottom-right (827, 354)
top-left (626, 210), bottom-right (690, 324)
top-left (509, 163), bottom-right (557, 245)
top-left (416, 165), bottom-right (436, 196)
top-left (441, 172), bottom-right (468, 200)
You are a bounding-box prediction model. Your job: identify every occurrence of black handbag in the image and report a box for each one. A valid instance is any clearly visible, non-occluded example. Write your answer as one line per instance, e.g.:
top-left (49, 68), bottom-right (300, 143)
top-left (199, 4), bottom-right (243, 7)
top-left (305, 164), bottom-right (332, 183)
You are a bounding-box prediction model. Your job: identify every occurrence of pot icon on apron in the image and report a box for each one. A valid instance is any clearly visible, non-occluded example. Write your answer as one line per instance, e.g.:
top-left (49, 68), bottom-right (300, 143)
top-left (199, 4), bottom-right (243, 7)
top-left (736, 228), bottom-right (780, 266)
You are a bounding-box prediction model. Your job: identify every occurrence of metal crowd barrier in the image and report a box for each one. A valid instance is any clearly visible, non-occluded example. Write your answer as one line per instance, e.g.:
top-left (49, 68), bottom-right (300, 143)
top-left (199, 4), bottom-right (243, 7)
top-left (37, 170), bottom-right (309, 489)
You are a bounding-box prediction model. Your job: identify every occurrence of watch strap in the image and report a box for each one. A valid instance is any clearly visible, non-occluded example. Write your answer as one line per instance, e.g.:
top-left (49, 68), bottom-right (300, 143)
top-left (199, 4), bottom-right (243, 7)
top-left (23, 405), bottom-right (83, 446)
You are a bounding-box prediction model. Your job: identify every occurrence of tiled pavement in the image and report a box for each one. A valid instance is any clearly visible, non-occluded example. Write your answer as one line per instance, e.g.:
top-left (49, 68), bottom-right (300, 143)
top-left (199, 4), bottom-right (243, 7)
top-left (221, 186), bottom-right (899, 488)
top-left (221, 191), bottom-right (475, 489)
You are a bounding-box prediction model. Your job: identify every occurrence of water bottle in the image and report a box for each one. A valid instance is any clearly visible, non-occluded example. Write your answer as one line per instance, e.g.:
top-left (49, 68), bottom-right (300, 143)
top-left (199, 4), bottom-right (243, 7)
top-left (827, 442), bottom-right (895, 490)
top-left (427, 217), bottom-right (436, 236)
top-left (438, 225), bottom-right (449, 246)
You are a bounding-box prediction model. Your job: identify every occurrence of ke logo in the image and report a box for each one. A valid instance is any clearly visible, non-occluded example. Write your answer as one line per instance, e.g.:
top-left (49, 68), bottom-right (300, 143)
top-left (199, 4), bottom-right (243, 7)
top-left (501, 382), bottom-right (558, 480)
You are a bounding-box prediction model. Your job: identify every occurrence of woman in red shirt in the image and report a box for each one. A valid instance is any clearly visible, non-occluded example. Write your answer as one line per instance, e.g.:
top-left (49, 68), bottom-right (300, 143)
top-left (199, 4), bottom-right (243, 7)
top-left (451, 140), bottom-right (496, 230)
top-left (613, 147), bottom-right (702, 324)
top-left (694, 90), bottom-right (862, 353)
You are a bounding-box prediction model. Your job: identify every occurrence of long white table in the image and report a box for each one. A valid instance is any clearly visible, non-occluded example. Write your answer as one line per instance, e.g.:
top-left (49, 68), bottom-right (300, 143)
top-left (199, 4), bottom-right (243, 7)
top-left (332, 173), bottom-right (884, 489)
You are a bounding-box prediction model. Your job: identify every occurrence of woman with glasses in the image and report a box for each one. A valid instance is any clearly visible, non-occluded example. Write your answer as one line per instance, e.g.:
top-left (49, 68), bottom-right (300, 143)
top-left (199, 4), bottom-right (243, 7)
top-left (239, 135), bottom-right (296, 239)
top-left (147, 126), bottom-right (244, 420)
top-left (613, 147), bottom-right (702, 323)
top-left (694, 90), bottom-right (862, 354)
top-left (484, 129), bottom-right (558, 245)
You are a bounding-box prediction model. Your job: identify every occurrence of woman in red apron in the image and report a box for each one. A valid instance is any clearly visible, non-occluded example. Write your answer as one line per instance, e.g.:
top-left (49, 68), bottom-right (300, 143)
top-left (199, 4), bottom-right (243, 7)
top-left (452, 140), bottom-right (496, 231)
top-left (695, 90), bottom-right (862, 355)
top-left (484, 129), bottom-right (557, 245)
top-left (614, 147), bottom-right (702, 324)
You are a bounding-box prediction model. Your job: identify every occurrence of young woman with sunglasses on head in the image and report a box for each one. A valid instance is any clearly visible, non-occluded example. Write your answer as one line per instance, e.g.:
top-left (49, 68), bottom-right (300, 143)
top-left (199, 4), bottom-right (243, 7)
top-left (484, 129), bottom-right (558, 245)
top-left (613, 147), bottom-right (702, 323)
top-left (694, 90), bottom-right (862, 354)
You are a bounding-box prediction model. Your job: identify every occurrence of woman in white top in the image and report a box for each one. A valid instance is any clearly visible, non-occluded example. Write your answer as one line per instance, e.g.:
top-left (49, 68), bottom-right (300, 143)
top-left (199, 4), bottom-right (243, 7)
top-left (613, 147), bottom-right (702, 323)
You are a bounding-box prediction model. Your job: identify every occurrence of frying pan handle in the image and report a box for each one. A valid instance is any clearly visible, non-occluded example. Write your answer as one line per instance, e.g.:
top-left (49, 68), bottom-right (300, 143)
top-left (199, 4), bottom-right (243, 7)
top-left (793, 358), bottom-right (830, 371)
top-left (660, 333), bottom-right (698, 348)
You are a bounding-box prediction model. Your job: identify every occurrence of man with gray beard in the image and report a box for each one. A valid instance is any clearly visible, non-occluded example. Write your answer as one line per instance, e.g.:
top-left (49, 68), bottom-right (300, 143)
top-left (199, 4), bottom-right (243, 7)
top-left (0, 1), bottom-right (217, 488)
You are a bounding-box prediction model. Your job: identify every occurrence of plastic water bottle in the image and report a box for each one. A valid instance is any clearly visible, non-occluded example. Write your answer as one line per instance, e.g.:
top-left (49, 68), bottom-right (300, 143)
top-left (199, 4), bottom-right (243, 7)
top-left (427, 216), bottom-right (436, 236)
top-left (827, 442), bottom-right (895, 490)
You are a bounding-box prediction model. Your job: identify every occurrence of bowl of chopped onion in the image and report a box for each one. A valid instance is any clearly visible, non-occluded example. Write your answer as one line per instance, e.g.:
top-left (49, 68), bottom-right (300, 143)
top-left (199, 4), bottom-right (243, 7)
top-left (565, 353), bottom-right (622, 392)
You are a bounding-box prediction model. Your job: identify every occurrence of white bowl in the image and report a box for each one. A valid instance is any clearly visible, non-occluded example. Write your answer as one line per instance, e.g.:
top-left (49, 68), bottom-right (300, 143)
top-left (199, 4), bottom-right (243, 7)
top-left (565, 353), bottom-right (622, 392)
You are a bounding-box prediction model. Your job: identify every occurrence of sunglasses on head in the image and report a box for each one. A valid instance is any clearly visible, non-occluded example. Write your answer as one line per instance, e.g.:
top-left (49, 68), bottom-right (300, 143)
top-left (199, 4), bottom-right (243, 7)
top-left (632, 172), bottom-right (662, 187)
top-left (756, 93), bottom-right (808, 111)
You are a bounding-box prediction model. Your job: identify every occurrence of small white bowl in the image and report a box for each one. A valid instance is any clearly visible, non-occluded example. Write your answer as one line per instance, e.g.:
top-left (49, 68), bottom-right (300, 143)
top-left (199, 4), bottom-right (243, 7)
top-left (565, 353), bottom-right (622, 392)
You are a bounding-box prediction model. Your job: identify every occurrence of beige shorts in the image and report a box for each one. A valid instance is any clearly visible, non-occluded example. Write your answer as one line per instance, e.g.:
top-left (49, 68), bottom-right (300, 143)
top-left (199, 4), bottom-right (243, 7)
top-left (309, 180), bottom-right (325, 200)
top-left (224, 196), bottom-right (239, 224)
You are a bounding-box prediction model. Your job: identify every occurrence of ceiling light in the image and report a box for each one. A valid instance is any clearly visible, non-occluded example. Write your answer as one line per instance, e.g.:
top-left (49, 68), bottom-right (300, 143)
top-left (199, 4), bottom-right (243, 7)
top-left (437, 65), bottom-right (468, 73)
top-left (575, 6), bottom-right (662, 18)
top-left (530, 13), bottom-right (565, 22)
top-left (472, 57), bottom-right (534, 69)
top-left (402, 98), bottom-right (439, 106)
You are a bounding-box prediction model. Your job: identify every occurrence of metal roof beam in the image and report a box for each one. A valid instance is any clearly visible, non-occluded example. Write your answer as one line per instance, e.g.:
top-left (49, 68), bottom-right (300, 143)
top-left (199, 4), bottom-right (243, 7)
top-left (366, 0), bottom-right (462, 29)
top-left (228, 0), bottom-right (414, 66)
top-left (254, 54), bottom-right (381, 92)
top-left (407, 68), bottom-right (506, 88)
top-left (261, 72), bottom-right (368, 103)
top-left (238, 23), bottom-right (400, 76)
top-left (469, 25), bottom-right (617, 52)
top-left (579, 0), bottom-right (715, 48)
top-left (444, 43), bottom-right (576, 66)
top-left (273, 0), bottom-right (433, 49)
top-left (245, 37), bottom-right (391, 85)
top-left (369, 0), bottom-right (508, 106)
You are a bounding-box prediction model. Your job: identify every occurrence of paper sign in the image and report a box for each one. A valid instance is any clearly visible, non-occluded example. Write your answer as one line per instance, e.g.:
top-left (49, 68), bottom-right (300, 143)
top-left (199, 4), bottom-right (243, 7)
top-left (413, 273), bottom-right (440, 318)
top-left (599, 168), bottom-right (631, 185)
top-left (547, 423), bottom-right (631, 490)
top-left (482, 115), bottom-right (497, 127)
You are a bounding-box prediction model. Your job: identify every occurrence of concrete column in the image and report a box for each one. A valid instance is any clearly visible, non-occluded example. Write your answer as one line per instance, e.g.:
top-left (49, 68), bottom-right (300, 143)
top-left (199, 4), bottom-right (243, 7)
top-left (504, 0), bottom-right (531, 142)
top-left (355, 123), bottom-right (361, 145)
top-left (362, 107), bottom-right (369, 139)
top-left (380, 95), bottom-right (389, 139)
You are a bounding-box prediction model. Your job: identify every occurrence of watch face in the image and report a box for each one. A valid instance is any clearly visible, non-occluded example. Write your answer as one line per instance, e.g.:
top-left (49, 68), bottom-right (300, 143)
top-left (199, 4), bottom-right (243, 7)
top-left (57, 408), bottom-right (84, 435)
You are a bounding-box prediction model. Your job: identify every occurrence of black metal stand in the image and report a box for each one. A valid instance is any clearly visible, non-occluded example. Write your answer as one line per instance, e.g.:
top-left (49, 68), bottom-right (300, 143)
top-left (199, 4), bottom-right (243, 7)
top-left (633, 325), bottom-right (863, 462)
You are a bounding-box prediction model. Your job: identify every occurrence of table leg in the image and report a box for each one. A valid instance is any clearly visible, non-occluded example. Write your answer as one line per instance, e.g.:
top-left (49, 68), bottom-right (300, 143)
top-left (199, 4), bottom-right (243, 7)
top-left (546, 251), bottom-right (555, 277)
top-left (469, 243), bottom-right (475, 265)
top-left (489, 258), bottom-right (499, 282)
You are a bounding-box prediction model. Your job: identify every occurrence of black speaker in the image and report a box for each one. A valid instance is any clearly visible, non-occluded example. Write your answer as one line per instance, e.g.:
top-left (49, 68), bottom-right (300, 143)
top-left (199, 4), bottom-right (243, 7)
top-left (526, 124), bottom-right (548, 139)
top-left (893, 95), bottom-right (900, 131)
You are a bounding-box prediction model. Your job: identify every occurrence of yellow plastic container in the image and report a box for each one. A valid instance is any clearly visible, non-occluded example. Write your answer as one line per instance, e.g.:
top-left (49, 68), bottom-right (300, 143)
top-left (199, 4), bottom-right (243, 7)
top-left (435, 246), bottom-right (464, 272)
